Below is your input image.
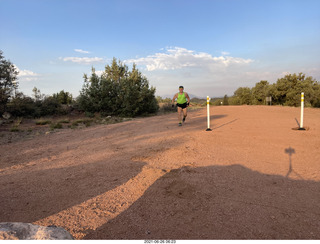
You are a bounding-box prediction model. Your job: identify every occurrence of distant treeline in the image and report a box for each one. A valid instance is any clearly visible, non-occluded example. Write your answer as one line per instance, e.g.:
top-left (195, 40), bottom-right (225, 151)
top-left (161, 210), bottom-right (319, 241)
top-left (1, 51), bottom-right (158, 118)
top-left (181, 73), bottom-right (320, 108)
top-left (227, 73), bottom-right (320, 107)
top-left (1, 48), bottom-right (319, 120)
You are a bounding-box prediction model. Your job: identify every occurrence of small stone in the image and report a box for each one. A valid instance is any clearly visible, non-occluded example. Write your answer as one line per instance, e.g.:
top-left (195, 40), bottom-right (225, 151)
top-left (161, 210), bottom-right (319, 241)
top-left (0, 222), bottom-right (74, 240)
top-left (2, 112), bottom-right (11, 120)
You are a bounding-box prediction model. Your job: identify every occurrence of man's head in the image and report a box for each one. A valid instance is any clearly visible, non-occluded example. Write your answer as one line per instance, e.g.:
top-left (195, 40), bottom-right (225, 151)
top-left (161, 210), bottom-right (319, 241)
top-left (179, 85), bottom-right (184, 92)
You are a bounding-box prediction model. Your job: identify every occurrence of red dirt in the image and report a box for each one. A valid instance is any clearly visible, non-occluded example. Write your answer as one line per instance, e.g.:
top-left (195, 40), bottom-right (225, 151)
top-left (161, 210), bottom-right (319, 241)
top-left (0, 106), bottom-right (319, 239)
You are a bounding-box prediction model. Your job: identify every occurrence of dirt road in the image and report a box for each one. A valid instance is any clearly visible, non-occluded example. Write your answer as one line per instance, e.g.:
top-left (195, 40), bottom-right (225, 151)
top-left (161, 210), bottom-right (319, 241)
top-left (0, 106), bottom-right (319, 239)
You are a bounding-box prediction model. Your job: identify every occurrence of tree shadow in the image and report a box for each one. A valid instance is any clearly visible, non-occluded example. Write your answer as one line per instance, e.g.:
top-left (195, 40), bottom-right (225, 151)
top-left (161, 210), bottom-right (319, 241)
top-left (84, 164), bottom-right (320, 240)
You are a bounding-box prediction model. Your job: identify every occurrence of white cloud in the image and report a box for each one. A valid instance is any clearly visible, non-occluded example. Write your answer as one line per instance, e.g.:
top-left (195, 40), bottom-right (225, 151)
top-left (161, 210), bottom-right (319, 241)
top-left (74, 49), bottom-right (91, 54)
top-left (123, 47), bottom-right (258, 97)
top-left (93, 70), bottom-right (104, 76)
top-left (61, 57), bottom-right (104, 65)
top-left (125, 47), bottom-right (253, 71)
top-left (15, 65), bottom-right (40, 82)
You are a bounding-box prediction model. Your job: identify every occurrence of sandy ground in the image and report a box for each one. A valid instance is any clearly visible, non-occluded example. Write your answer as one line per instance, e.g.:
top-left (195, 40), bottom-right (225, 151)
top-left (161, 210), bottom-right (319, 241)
top-left (0, 105), bottom-right (319, 240)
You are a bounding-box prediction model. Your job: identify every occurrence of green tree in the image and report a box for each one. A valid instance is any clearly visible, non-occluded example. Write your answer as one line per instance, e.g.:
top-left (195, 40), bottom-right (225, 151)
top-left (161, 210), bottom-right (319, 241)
top-left (40, 96), bottom-right (61, 116)
top-left (79, 58), bottom-right (158, 116)
top-left (52, 90), bottom-right (73, 104)
top-left (213, 99), bottom-right (223, 106)
top-left (223, 94), bottom-right (229, 105)
top-left (311, 82), bottom-right (320, 107)
top-left (7, 92), bottom-right (36, 117)
top-left (0, 50), bottom-right (19, 115)
top-left (32, 87), bottom-right (43, 101)
top-left (233, 87), bottom-right (252, 105)
top-left (252, 80), bottom-right (270, 105)
top-left (272, 73), bottom-right (317, 107)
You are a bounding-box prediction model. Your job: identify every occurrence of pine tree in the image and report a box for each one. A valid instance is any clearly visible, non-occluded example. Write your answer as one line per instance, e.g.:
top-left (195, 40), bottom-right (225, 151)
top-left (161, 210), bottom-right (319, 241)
top-left (0, 50), bottom-right (19, 115)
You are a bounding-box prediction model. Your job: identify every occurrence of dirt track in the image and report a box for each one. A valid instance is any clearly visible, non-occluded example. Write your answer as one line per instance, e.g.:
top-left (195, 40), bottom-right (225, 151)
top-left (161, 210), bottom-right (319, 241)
top-left (0, 106), bottom-right (319, 239)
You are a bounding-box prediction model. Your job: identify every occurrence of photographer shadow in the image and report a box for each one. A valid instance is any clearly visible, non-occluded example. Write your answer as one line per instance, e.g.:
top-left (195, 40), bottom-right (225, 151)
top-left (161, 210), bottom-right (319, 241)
top-left (84, 164), bottom-right (320, 240)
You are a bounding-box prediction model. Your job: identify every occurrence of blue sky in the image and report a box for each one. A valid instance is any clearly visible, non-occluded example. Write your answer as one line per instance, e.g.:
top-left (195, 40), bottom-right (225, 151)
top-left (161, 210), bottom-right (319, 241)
top-left (1, 0), bottom-right (319, 98)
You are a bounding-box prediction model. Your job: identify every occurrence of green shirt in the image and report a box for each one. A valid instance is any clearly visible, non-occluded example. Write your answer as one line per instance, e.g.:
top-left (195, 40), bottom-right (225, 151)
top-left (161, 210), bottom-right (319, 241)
top-left (177, 92), bottom-right (187, 104)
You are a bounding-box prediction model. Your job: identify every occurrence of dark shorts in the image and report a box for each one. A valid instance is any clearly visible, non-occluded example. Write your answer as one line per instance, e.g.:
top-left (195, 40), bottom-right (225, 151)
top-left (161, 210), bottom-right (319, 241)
top-left (177, 102), bottom-right (188, 109)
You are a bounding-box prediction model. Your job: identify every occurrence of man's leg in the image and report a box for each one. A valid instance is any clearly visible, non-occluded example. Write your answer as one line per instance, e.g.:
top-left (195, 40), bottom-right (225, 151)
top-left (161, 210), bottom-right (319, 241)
top-left (178, 107), bottom-right (183, 125)
top-left (182, 108), bottom-right (187, 122)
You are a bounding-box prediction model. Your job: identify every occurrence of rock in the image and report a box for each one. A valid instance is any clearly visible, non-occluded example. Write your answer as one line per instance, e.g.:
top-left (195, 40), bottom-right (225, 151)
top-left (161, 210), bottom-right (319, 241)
top-left (2, 112), bottom-right (11, 120)
top-left (0, 222), bottom-right (74, 240)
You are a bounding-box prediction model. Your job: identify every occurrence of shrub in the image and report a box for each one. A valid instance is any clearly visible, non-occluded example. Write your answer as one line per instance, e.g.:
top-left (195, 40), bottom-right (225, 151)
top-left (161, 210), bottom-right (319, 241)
top-left (7, 94), bottom-right (37, 117)
top-left (79, 58), bottom-right (159, 117)
top-left (36, 120), bottom-right (51, 125)
top-left (50, 122), bottom-right (63, 130)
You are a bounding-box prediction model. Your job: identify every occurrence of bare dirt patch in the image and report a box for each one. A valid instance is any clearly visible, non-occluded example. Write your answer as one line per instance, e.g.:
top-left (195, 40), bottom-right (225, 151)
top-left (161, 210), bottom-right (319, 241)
top-left (0, 106), bottom-right (319, 239)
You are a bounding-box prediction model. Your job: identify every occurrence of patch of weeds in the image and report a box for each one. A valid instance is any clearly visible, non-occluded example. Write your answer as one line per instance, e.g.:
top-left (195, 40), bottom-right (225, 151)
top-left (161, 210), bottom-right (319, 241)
top-left (50, 122), bottom-right (63, 130)
top-left (71, 118), bottom-right (94, 128)
top-left (36, 120), bottom-right (52, 125)
top-left (10, 117), bottom-right (23, 132)
top-left (15, 117), bottom-right (23, 126)
top-left (10, 126), bottom-right (20, 132)
top-left (68, 124), bottom-right (77, 129)
top-left (99, 116), bottom-right (131, 125)
top-left (71, 120), bottom-right (80, 127)
top-left (58, 119), bottom-right (70, 124)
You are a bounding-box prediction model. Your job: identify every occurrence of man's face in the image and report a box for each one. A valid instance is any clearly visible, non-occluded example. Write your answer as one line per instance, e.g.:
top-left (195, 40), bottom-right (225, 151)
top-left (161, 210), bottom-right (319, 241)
top-left (179, 88), bottom-right (184, 93)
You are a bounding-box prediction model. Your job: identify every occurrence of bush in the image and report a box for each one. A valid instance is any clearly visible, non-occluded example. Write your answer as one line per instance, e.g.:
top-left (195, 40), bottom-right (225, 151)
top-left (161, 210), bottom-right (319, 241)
top-left (7, 94), bottom-right (37, 117)
top-left (213, 99), bottom-right (223, 106)
top-left (79, 58), bottom-right (159, 117)
top-left (40, 96), bottom-right (61, 116)
top-left (50, 122), bottom-right (63, 130)
top-left (36, 120), bottom-right (51, 125)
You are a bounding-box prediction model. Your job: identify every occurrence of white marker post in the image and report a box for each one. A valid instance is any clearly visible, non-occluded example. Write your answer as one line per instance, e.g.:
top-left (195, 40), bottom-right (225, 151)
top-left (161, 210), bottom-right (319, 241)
top-left (299, 92), bottom-right (305, 130)
top-left (206, 96), bottom-right (212, 131)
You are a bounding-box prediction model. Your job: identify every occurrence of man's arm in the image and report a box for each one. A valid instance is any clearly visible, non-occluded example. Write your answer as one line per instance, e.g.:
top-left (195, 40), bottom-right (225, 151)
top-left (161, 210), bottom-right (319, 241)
top-left (185, 92), bottom-right (191, 103)
top-left (172, 93), bottom-right (178, 103)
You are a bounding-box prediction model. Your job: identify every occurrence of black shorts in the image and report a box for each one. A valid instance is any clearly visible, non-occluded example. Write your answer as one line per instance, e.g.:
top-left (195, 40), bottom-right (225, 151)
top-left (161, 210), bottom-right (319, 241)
top-left (177, 102), bottom-right (188, 109)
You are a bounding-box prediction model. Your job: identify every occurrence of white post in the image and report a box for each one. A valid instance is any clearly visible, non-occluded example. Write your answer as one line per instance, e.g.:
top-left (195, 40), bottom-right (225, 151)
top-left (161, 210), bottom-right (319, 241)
top-left (300, 92), bottom-right (304, 129)
top-left (206, 96), bottom-right (212, 131)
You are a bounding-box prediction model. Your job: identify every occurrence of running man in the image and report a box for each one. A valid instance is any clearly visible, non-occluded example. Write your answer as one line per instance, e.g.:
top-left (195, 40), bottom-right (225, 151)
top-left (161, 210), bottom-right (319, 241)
top-left (172, 86), bottom-right (191, 126)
